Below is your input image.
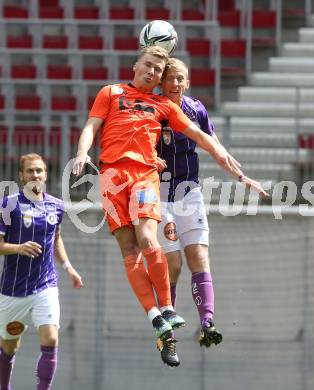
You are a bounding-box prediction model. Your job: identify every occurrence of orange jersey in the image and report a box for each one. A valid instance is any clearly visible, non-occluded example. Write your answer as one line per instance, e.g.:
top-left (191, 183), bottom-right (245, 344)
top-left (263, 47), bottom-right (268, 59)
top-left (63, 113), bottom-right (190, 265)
top-left (89, 83), bottom-right (192, 166)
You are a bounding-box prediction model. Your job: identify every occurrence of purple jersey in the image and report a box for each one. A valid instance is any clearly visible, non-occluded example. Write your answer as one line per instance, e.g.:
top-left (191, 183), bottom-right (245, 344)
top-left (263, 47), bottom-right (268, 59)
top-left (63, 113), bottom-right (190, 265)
top-left (0, 191), bottom-right (64, 297)
top-left (157, 95), bottom-right (215, 202)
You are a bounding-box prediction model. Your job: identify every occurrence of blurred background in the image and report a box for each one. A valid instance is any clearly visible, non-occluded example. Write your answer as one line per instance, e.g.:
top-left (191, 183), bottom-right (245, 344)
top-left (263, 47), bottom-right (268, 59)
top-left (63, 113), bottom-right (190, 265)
top-left (1, 0), bottom-right (314, 389)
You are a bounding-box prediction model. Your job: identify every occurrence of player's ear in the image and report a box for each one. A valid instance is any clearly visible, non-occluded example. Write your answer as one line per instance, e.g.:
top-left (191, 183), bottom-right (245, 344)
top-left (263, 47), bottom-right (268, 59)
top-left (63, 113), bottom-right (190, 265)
top-left (186, 79), bottom-right (190, 89)
top-left (133, 62), bottom-right (137, 71)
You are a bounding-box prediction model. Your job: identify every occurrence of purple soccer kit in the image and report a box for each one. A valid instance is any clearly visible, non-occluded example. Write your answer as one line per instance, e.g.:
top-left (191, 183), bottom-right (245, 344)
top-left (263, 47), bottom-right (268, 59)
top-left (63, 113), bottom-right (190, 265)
top-left (0, 191), bottom-right (63, 297)
top-left (0, 191), bottom-right (63, 390)
top-left (157, 95), bottom-right (215, 324)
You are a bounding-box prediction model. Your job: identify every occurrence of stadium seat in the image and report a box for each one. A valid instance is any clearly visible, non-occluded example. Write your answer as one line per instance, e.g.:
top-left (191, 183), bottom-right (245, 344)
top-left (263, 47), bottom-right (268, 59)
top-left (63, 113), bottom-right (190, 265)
top-left (7, 35), bottom-right (32, 48)
top-left (51, 96), bottom-right (76, 111)
top-left (43, 35), bottom-right (68, 49)
top-left (47, 65), bottom-right (72, 79)
top-left (3, 5), bottom-right (28, 18)
top-left (252, 10), bottom-right (277, 47)
top-left (190, 69), bottom-right (215, 86)
top-left (182, 9), bottom-right (204, 20)
top-left (146, 8), bottom-right (170, 20)
top-left (0, 95), bottom-right (4, 110)
top-left (218, 0), bottom-right (235, 10)
top-left (218, 10), bottom-right (241, 27)
top-left (299, 135), bottom-right (314, 149)
top-left (110, 7), bottom-right (134, 19)
top-left (75, 6), bottom-right (99, 19)
top-left (114, 37), bottom-right (138, 50)
top-left (79, 36), bottom-right (103, 50)
top-left (186, 38), bottom-right (210, 56)
top-left (15, 95), bottom-right (41, 110)
top-left (13, 126), bottom-right (44, 145)
top-left (50, 126), bottom-right (82, 145)
top-left (83, 67), bottom-right (108, 80)
top-left (88, 96), bottom-right (95, 110)
top-left (39, 7), bottom-right (64, 19)
top-left (221, 39), bottom-right (246, 57)
top-left (0, 126), bottom-right (7, 143)
top-left (11, 65), bottom-right (37, 79)
top-left (119, 68), bottom-right (134, 80)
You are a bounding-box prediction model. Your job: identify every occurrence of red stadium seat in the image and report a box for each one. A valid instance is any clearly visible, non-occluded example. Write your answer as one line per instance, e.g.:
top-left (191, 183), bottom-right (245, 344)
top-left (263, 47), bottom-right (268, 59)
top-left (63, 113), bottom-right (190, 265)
top-left (79, 36), bottom-right (103, 50)
top-left (0, 95), bottom-right (4, 110)
top-left (252, 10), bottom-right (276, 28)
top-left (15, 95), bottom-right (41, 110)
top-left (50, 126), bottom-right (84, 145)
top-left (146, 8), bottom-right (170, 20)
top-left (13, 126), bottom-right (44, 145)
top-left (75, 6), bottom-right (99, 19)
top-left (119, 68), bottom-right (134, 80)
top-left (110, 7), bottom-right (134, 19)
top-left (43, 35), bottom-right (68, 49)
top-left (39, 0), bottom-right (59, 6)
top-left (186, 38), bottom-right (211, 56)
top-left (11, 65), bottom-right (37, 79)
top-left (51, 96), bottom-right (76, 111)
top-left (39, 7), bottom-right (64, 19)
top-left (221, 39), bottom-right (246, 57)
top-left (190, 69), bottom-right (215, 86)
top-left (88, 96), bottom-right (95, 110)
top-left (83, 67), bottom-right (108, 80)
top-left (3, 6), bottom-right (28, 18)
top-left (47, 65), bottom-right (72, 79)
top-left (0, 126), bottom-right (7, 143)
top-left (218, 0), bottom-right (235, 10)
top-left (114, 37), bottom-right (138, 50)
top-left (218, 10), bottom-right (241, 27)
top-left (182, 9), bottom-right (204, 20)
top-left (7, 35), bottom-right (32, 48)
top-left (299, 135), bottom-right (314, 149)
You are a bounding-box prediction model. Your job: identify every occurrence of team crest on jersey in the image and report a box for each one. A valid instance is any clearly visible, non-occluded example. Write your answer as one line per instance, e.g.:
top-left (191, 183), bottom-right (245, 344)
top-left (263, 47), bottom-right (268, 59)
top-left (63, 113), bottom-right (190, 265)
top-left (23, 213), bottom-right (32, 228)
top-left (162, 128), bottom-right (172, 145)
top-left (47, 213), bottom-right (57, 225)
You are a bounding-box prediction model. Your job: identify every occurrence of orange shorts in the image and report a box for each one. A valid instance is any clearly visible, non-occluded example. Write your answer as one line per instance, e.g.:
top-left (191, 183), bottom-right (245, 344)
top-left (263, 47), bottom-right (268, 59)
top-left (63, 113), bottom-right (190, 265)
top-left (99, 160), bottom-right (161, 233)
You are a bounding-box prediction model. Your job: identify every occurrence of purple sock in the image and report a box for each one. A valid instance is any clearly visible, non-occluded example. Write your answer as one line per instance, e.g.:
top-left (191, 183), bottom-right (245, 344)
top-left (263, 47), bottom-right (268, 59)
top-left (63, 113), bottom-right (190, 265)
top-left (0, 347), bottom-right (15, 390)
top-left (170, 283), bottom-right (177, 308)
top-left (36, 346), bottom-right (58, 390)
top-left (191, 272), bottom-right (214, 323)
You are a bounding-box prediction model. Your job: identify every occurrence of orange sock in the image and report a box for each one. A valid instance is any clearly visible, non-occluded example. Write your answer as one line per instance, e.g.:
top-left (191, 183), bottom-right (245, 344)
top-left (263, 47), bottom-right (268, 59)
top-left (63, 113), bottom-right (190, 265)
top-left (142, 247), bottom-right (172, 307)
top-left (124, 254), bottom-right (157, 313)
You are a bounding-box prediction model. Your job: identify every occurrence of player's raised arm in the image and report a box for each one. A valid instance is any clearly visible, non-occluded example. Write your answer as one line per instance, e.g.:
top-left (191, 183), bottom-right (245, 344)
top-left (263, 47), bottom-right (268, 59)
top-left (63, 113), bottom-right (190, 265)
top-left (72, 117), bottom-right (103, 176)
top-left (181, 123), bottom-right (269, 198)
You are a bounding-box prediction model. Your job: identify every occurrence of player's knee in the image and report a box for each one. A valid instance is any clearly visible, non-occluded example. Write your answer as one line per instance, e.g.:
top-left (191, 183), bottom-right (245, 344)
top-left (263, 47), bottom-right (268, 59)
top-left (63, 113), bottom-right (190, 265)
top-left (169, 262), bottom-right (182, 281)
top-left (1, 338), bottom-right (20, 355)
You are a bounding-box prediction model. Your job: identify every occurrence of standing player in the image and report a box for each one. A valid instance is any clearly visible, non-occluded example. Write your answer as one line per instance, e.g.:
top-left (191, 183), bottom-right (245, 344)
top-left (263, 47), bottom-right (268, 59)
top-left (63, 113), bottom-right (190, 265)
top-left (0, 153), bottom-right (83, 390)
top-left (72, 46), bottom-right (267, 366)
top-left (156, 58), bottom-right (257, 347)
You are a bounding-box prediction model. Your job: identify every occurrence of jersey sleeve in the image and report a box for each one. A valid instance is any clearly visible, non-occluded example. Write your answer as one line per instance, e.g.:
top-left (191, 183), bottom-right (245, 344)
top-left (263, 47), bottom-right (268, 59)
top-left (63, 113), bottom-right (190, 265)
top-left (166, 100), bottom-right (193, 132)
top-left (89, 85), bottom-right (112, 120)
top-left (195, 100), bottom-right (215, 136)
top-left (0, 197), bottom-right (10, 236)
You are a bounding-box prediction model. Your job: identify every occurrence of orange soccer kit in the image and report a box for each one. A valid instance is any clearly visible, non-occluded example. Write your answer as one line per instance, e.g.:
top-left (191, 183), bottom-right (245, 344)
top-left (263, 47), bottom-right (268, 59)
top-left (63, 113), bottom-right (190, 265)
top-left (90, 82), bottom-right (192, 313)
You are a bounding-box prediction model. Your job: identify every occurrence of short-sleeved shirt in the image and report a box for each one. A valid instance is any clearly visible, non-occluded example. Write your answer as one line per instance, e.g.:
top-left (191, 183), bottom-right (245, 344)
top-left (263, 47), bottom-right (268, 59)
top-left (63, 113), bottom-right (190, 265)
top-left (157, 95), bottom-right (215, 202)
top-left (89, 83), bottom-right (192, 167)
top-left (0, 191), bottom-right (64, 297)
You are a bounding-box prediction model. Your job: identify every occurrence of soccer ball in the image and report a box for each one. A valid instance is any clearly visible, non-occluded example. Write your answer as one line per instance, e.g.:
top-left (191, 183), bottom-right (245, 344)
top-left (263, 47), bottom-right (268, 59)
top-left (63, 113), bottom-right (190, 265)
top-left (139, 20), bottom-right (178, 55)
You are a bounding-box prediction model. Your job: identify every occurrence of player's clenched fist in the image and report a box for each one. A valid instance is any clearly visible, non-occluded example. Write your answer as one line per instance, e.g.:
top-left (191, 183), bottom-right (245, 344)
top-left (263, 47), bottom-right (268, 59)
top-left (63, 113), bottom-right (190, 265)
top-left (18, 241), bottom-right (42, 257)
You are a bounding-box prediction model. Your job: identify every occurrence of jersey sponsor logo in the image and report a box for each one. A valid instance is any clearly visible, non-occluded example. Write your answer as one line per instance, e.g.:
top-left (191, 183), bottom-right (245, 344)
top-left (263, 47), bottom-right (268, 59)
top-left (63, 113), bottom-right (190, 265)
top-left (23, 213), bottom-right (32, 228)
top-left (164, 222), bottom-right (178, 241)
top-left (136, 189), bottom-right (158, 205)
top-left (47, 213), bottom-right (57, 225)
top-left (19, 203), bottom-right (32, 213)
top-left (45, 202), bottom-right (56, 212)
top-left (6, 321), bottom-right (25, 336)
top-left (119, 97), bottom-right (155, 114)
